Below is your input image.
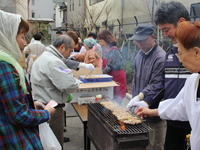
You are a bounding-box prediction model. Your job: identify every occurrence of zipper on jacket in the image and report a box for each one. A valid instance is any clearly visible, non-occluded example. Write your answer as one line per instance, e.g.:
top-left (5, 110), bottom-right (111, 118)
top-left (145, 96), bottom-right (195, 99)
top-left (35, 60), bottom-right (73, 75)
top-left (176, 63), bottom-right (181, 95)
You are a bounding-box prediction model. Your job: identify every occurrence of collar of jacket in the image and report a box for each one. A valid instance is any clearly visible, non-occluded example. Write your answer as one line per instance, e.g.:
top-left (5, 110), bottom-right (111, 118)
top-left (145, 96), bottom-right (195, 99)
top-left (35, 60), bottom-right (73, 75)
top-left (139, 42), bottom-right (158, 59)
top-left (166, 43), bottom-right (174, 53)
top-left (171, 45), bottom-right (178, 53)
top-left (33, 40), bottom-right (42, 44)
top-left (47, 45), bottom-right (68, 64)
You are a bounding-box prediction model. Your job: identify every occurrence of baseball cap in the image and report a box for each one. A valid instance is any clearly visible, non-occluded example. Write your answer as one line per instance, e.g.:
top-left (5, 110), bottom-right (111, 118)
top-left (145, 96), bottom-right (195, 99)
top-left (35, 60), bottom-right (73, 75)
top-left (129, 24), bottom-right (155, 41)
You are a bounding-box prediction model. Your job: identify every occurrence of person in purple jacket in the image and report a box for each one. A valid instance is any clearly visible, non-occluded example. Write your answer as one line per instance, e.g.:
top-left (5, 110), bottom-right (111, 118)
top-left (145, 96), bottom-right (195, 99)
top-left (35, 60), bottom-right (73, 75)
top-left (127, 24), bottom-right (166, 150)
top-left (127, 1), bottom-right (191, 150)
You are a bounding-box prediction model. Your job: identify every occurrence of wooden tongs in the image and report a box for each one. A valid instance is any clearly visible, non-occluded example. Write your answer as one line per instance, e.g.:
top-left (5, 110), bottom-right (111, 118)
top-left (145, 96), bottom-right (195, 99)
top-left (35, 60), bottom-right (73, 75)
top-left (85, 71), bottom-right (93, 78)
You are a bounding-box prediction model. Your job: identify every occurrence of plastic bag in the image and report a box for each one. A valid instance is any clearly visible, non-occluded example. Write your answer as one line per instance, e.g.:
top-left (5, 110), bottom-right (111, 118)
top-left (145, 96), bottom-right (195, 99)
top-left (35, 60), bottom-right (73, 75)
top-left (39, 122), bottom-right (61, 150)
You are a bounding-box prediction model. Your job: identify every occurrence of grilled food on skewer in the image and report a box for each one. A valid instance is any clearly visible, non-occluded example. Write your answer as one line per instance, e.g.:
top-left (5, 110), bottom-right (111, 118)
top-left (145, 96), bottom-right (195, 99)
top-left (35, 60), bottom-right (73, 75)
top-left (100, 101), bottom-right (142, 125)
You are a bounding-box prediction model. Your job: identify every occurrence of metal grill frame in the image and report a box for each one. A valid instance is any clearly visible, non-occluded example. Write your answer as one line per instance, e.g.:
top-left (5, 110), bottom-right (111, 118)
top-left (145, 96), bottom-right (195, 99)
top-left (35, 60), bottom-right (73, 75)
top-left (87, 103), bottom-right (150, 149)
top-left (88, 103), bottom-right (152, 135)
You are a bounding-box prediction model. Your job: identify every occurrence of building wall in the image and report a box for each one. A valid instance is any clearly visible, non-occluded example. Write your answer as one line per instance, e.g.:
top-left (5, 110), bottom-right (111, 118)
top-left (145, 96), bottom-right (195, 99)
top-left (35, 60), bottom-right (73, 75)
top-left (0, 0), bottom-right (15, 13)
top-left (0, 0), bottom-right (28, 20)
top-left (86, 0), bottom-right (123, 34)
top-left (86, 0), bottom-right (200, 35)
top-left (28, 0), bottom-right (55, 45)
top-left (67, 0), bottom-right (85, 29)
top-left (54, 4), bottom-right (63, 28)
top-left (29, 0), bottom-right (55, 29)
top-left (29, 0), bottom-right (55, 19)
top-left (16, 0), bottom-right (28, 20)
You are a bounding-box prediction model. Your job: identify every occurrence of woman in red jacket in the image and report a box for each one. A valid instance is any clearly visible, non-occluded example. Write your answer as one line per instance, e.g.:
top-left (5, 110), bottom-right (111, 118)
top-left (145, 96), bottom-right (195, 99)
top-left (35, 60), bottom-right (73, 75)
top-left (97, 30), bottom-right (127, 104)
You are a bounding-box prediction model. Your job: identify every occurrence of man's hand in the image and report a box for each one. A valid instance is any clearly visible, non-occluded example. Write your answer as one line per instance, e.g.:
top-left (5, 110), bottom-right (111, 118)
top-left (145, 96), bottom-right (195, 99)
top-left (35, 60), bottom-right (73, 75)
top-left (77, 79), bottom-right (83, 84)
top-left (78, 63), bottom-right (95, 71)
top-left (130, 101), bottom-right (149, 113)
top-left (135, 106), bottom-right (150, 119)
top-left (84, 64), bottom-right (95, 71)
top-left (126, 96), bottom-right (140, 109)
top-left (136, 107), bottom-right (159, 119)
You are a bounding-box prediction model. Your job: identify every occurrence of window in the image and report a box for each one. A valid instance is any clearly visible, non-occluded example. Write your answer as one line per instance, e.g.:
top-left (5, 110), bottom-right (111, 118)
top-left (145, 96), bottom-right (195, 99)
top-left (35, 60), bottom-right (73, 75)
top-left (32, 0), bottom-right (35, 5)
top-left (90, 0), bottom-right (93, 5)
top-left (190, 3), bottom-right (200, 21)
top-left (90, 0), bottom-right (104, 5)
top-left (63, 10), bottom-right (67, 22)
top-left (70, 0), bottom-right (71, 11)
top-left (32, 11), bottom-right (35, 18)
top-left (72, 0), bottom-right (74, 11)
top-left (79, 0), bottom-right (81, 6)
top-left (99, 0), bottom-right (104, 2)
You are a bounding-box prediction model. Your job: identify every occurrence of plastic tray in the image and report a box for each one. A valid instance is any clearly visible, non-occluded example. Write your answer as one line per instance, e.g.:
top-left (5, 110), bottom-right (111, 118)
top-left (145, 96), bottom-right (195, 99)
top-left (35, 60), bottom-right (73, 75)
top-left (79, 74), bottom-right (113, 83)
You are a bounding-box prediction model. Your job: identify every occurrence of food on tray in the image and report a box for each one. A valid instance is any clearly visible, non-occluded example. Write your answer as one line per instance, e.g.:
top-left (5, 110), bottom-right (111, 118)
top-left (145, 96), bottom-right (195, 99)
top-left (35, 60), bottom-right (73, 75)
top-left (79, 74), bottom-right (113, 83)
top-left (100, 101), bottom-right (142, 125)
top-left (83, 75), bottom-right (104, 79)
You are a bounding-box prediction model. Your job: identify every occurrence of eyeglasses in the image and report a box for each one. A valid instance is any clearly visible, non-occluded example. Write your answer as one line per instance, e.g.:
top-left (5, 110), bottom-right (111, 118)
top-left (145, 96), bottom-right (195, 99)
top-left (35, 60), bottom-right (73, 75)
top-left (175, 48), bottom-right (192, 60)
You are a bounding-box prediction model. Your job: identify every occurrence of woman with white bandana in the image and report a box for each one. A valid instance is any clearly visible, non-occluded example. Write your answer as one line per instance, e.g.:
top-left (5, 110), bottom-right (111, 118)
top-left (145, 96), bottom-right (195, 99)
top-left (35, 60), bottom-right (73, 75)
top-left (0, 10), bottom-right (55, 149)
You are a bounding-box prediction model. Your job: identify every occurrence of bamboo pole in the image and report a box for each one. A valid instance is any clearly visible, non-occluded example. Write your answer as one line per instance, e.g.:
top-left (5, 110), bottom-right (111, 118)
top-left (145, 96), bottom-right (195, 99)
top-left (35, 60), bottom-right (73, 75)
top-left (91, 0), bottom-right (108, 29)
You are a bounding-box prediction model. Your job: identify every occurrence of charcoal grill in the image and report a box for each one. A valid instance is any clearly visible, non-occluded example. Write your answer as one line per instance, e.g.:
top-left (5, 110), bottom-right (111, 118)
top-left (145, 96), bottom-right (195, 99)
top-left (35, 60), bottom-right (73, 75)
top-left (86, 103), bottom-right (152, 150)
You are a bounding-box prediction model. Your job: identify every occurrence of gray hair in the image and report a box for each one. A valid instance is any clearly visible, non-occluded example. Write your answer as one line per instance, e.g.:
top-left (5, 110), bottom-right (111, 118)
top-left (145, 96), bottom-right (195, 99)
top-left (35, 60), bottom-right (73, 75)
top-left (53, 35), bottom-right (73, 50)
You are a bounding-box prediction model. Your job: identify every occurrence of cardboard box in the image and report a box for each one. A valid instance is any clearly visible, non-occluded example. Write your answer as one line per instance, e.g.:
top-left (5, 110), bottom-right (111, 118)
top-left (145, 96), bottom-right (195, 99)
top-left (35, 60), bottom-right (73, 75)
top-left (71, 81), bottom-right (118, 103)
top-left (71, 67), bottom-right (118, 103)
top-left (33, 56), bottom-right (38, 62)
top-left (18, 52), bottom-right (27, 69)
top-left (72, 67), bottom-right (103, 79)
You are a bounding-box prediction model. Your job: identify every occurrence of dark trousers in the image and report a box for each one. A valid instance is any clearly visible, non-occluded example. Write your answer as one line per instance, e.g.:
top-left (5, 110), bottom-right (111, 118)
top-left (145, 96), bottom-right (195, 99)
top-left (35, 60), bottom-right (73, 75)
top-left (164, 123), bottom-right (191, 150)
top-left (48, 107), bottom-right (64, 149)
top-left (28, 74), bottom-right (32, 91)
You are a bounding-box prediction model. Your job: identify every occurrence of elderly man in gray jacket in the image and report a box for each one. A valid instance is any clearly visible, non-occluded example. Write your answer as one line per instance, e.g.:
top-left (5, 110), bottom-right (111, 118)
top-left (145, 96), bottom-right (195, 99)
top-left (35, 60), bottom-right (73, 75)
top-left (31, 35), bottom-right (81, 149)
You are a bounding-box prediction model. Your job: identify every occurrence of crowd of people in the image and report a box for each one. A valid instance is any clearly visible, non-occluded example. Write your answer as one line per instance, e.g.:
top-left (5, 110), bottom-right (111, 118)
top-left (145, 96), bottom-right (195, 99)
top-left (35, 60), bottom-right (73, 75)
top-left (0, 0), bottom-right (199, 150)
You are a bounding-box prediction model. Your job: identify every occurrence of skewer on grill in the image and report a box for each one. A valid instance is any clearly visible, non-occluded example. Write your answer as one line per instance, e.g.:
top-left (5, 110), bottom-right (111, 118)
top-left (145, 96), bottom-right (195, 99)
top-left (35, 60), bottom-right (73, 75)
top-left (100, 101), bottom-right (143, 125)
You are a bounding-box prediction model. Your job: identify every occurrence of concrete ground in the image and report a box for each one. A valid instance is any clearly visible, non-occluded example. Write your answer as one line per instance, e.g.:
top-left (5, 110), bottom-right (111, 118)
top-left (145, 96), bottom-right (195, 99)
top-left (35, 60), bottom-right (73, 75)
top-left (63, 114), bottom-right (96, 150)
